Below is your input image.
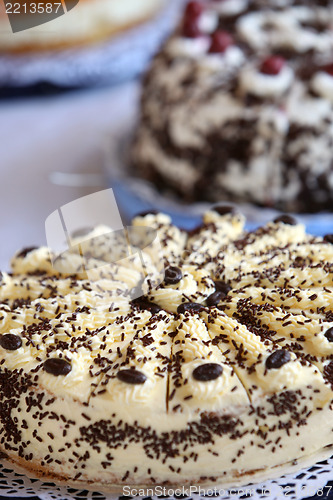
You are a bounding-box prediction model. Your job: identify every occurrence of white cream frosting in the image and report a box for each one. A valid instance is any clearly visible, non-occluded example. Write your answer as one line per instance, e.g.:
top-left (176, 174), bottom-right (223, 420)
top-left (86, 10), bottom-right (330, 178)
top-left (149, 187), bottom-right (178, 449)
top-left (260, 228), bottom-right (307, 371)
top-left (312, 71), bottom-right (333, 103)
top-left (197, 10), bottom-right (219, 34)
top-left (167, 37), bottom-right (211, 59)
top-left (238, 7), bottom-right (333, 54)
top-left (239, 65), bottom-right (294, 98)
top-left (203, 45), bottom-right (245, 72)
top-left (287, 86), bottom-right (332, 126)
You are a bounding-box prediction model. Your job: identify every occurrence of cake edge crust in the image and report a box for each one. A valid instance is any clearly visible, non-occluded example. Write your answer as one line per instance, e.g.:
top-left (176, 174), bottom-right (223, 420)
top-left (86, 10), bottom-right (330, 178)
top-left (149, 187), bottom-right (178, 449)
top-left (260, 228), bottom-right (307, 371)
top-left (1, 444), bottom-right (333, 494)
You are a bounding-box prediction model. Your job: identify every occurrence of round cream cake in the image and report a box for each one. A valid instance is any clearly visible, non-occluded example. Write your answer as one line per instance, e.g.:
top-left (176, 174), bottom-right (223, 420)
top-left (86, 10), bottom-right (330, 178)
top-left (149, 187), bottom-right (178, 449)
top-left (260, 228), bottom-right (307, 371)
top-left (132, 0), bottom-right (333, 213)
top-left (1, 208), bottom-right (333, 491)
top-left (0, 0), bottom-right (164, 52)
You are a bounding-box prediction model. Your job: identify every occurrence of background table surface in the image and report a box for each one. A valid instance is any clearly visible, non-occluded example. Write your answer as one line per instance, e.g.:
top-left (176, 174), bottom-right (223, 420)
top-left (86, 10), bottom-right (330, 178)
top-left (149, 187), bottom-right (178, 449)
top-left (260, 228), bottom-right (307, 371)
top-left (0, 80), bottom-right (139, 271)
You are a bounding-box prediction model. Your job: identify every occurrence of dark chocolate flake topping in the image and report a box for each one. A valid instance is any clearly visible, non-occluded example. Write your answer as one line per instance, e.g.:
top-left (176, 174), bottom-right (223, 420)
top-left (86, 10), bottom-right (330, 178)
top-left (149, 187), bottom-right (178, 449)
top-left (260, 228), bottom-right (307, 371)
top-left (266, 350), bottom-right (291, 370)
top-left (117, 369), bottom-right (147, 385)
top-left (0, 334), bottom-right (22, 351)
top-left (43, 358), bottom-right (72, 376)
top-left (164, 266), bottom-right (183, 285)
top-left (193, 363), bottom-right (223, 382)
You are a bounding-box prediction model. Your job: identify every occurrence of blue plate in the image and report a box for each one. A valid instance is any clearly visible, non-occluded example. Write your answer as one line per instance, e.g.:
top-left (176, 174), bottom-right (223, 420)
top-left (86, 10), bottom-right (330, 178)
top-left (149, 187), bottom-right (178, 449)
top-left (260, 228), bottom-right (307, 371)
top-left (112, 176), bottom-right (333, 236)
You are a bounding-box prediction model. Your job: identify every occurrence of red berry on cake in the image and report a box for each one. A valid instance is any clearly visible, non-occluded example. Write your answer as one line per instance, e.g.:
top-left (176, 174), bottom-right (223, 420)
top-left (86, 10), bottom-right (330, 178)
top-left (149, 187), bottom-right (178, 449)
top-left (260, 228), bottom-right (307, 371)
top-left (182, 1), bottom-right (204, 38)
top-left (182, 18), bottom-right (202, 38)
top-left (260, 56), bottom-right (285, 75)
top-left (208, 30), bottom-right (233, 53)
top-left (184, 1), bottom-right (204, 19)
top-left (323, 63), bottom-right (333, 76)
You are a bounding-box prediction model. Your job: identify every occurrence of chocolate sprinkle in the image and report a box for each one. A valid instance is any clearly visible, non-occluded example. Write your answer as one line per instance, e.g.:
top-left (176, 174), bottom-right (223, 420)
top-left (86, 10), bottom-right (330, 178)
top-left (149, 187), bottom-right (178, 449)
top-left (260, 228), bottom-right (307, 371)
top-left (266, 350), bottom-right (291, 370)
top-left (43, 358), bottom-right (72, 376)
top-left (164, 266), bottom-right (183, 285)
top-left (79, 412), bottom-right (240, 463)
top-left (0, 334), bottom-right (22, 351)
top-left (193, 363), bottom-right (223, 382)
top-left (117, 369), bottom-right (147, 385)
top-left (324, 361), bottom-right (333, 389)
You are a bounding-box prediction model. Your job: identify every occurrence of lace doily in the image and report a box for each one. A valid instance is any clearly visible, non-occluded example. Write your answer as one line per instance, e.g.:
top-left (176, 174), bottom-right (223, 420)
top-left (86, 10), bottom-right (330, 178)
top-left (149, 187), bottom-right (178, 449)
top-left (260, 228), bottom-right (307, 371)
top-left (1, 456), bottom-right (333, 500)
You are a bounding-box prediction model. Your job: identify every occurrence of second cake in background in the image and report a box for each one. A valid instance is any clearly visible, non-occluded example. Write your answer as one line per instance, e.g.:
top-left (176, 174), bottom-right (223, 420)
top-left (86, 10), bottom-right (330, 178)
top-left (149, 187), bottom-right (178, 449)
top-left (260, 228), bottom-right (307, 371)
top-left (0, 0), bottom-right (165, 52)
top-left (132, 0), bottom-right (333, 213)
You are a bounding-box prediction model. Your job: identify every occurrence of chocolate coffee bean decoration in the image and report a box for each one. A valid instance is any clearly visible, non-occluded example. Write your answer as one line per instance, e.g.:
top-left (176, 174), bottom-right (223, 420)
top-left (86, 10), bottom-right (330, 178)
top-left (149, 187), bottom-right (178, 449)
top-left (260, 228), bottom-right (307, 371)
top-left (136, 210), bottom-right (158, 217)
top-left (193, 363), bottom-right (223, 381)
top-left (212, 205), bottom-right (237, 216)
top-left (44, 358), bottom-right (72, 376)
top-left (164, 266), bottom-right (183, 285)
top-left (273, 215), bottom-right (297, 226)
top-left (266, 350), bottom-right (291, 369)
top-left (324, 234), bottom-right (333, 244)
top-left (132, 297), bottom-right (161, 315)
top-left (17, 247), bottom-right (38, 259)
top-left (214, 281), bottom-right (232, 296)
top-left (325, 327), bottom-right (333, 342)
top-left (0, 334), bottom-right (22, 351)
top-left (206, 291), bottom-right (223, 307)
top-left (177, 302), bottom-right (204, 314)
top-left (117, 369), bottom-right (147, 384)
